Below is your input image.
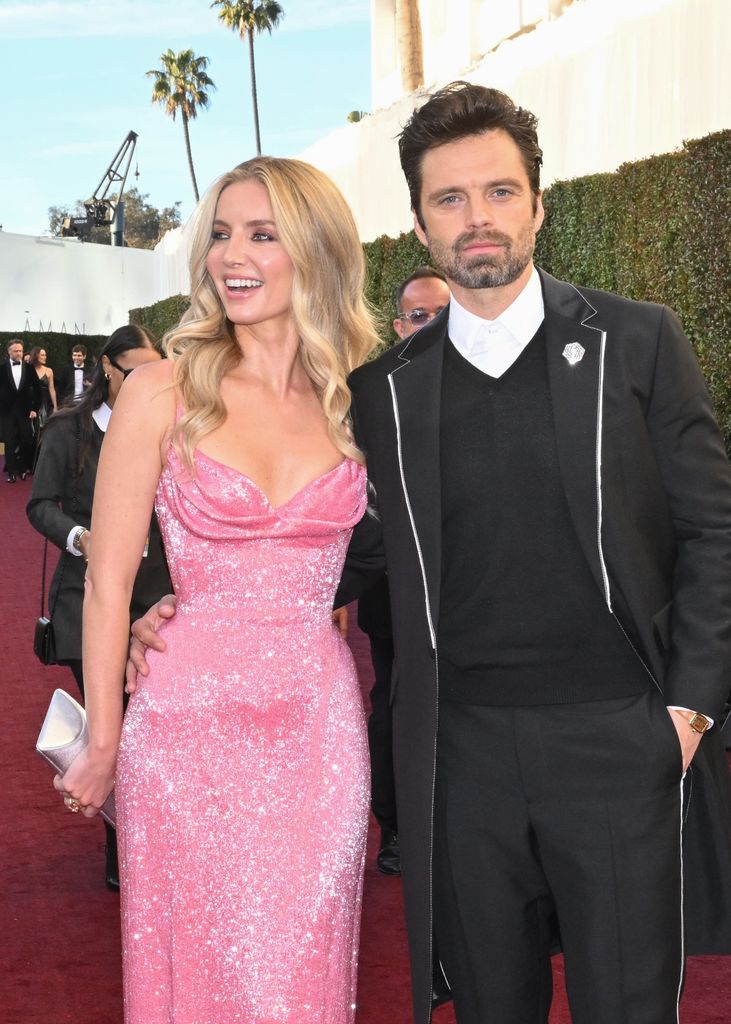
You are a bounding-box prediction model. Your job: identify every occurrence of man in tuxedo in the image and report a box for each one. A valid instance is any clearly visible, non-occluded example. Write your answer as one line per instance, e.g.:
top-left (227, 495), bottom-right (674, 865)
top-left (55, 344), bottom-right (92, 406)
top-left (359, 266), bottom-right (450, 876)
top-left (338, 83), bottom-right (731, 1023)
top-left (0, 339), bottom-right (40, 481)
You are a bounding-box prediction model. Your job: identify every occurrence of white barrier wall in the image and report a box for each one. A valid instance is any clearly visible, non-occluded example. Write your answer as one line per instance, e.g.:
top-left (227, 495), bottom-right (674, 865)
top-left (0, 232), bottom-right (154, 336)
top-left (0, 222), bottom-right (193, 336)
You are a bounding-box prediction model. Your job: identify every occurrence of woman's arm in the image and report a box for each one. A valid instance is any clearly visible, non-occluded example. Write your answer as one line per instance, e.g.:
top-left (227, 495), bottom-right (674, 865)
top-left (56, 361), bottom-right (175, 815)
top-left (47, 368), bottom-right (57, 411)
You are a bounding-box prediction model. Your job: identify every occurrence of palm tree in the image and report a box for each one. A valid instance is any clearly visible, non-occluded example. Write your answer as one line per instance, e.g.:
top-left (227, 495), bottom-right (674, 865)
top-left (211, 0), bottom-right (284, 156)
top-left (147, 49), bottom-right (216, 202)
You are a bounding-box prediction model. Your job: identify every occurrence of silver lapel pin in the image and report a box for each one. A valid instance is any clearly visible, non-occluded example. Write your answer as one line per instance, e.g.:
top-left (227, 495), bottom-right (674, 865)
top-left (562, 342), bottom-right (585, 366)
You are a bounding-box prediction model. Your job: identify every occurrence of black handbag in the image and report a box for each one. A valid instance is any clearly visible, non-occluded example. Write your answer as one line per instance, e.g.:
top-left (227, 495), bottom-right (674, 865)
top-left (34, 539), bottom-right (57, 665)
top-left (33, 417), bottom-right (79, 666)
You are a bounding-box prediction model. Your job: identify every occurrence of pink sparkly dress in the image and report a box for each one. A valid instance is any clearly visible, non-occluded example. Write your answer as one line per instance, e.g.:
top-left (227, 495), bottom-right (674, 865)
top-left (116, 446), bottom-right (371, 1023)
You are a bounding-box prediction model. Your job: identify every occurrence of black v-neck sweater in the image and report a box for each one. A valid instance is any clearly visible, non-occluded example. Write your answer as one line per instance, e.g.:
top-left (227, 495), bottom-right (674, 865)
top-left (437, 326), bottom-right (649, 705)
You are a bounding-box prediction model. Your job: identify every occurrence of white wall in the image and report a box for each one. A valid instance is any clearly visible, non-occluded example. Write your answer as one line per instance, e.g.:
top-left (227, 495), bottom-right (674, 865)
top-left (0, 223), bottom-right (193, 337)
top-left (310, 0), bottom-right (731, 241)
top-left (0, 232), bottom-right (153, 336)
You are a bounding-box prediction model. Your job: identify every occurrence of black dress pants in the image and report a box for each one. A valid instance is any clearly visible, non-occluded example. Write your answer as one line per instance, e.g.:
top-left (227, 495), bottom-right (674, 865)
top-left (1, 412), bottom-right (34, 474)
top-left (367, 633), bottom-right (398, 832)
top-left (433, 691), bottom-right (685, 1024)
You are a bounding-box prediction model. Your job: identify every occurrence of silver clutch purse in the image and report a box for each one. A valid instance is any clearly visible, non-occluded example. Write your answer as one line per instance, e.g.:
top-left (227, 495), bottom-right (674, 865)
top-left (36, 688), bottom-right (116, 827)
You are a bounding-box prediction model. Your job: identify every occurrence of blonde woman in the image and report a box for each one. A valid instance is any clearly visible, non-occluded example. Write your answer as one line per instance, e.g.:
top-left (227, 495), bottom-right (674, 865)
top-left (54, 158), bottom-right (380, 1022)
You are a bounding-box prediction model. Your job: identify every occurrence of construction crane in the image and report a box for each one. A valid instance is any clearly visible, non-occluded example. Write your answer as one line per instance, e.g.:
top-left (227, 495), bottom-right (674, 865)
top-left (61, 130), bottom-right (138, 245)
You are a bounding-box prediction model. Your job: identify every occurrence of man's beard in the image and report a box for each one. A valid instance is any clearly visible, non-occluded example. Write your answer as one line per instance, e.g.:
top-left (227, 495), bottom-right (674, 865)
top-left (427, 225), bottom-right (536, 290)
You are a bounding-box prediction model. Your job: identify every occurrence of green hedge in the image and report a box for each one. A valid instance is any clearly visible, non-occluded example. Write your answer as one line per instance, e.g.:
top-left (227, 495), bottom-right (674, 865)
top-left (0, 330), bottom-right (107, 369)
top-left (532, 133), bottom-right (731, 444)
top-left (364, 129), bottom-right (731, 445)
top-left (127, 129), bottom-right (731, 444)
top-left (129, 295), bottom-right (190, 342)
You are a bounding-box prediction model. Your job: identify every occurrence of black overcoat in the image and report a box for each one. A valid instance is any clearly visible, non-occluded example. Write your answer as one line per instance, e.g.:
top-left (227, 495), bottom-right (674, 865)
top-left (338, 269), bottom-right (731, 1024)
top-left (27, 410), bottom-right (172, 661)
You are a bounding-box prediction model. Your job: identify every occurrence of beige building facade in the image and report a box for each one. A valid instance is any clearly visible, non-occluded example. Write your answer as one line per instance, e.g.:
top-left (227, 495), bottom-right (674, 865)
top-left (302, 0), bottom-right (731, 241)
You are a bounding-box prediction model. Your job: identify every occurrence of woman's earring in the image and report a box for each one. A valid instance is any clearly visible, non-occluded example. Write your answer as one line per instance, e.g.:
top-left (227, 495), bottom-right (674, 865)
top-left (105, 373), bottom-right (111, 381)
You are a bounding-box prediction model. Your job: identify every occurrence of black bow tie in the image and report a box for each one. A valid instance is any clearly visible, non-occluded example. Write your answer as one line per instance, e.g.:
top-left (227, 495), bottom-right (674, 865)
top-left (11, 361), bottom-right (21, 366)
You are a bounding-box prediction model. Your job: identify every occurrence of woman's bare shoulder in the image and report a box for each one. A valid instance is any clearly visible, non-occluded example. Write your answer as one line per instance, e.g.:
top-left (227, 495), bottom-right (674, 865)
top-left (109, 358), bottom-right (178, 442)
top-left (122, 358), bottom-right (177, 405)
top-left (128, 356), bottom-right (175, 385)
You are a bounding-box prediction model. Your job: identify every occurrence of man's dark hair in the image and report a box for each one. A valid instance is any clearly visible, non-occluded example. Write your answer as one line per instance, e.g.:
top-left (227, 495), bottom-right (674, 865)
top-left (398, 81), bottom-right (543, 227)
top-left (396, 266), bottom-right (448, 311)
top-left (72, 344), bottom-right (87, 357)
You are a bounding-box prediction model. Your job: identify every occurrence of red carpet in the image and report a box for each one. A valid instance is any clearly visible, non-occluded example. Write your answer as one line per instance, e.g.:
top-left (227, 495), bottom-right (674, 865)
top-left (2, 475), bottom-right (730, 1022)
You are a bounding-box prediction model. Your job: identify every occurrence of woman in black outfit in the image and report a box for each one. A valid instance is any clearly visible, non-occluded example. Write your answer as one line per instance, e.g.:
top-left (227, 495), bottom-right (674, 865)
top-left (27, 325), bottom-right (172, 888)
top-left (28, 346), bottom-right (57, 425)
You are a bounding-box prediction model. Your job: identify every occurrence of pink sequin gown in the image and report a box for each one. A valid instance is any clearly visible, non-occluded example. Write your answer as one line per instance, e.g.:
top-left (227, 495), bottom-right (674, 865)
top-left (116, 447), bottom-right (371, 1023)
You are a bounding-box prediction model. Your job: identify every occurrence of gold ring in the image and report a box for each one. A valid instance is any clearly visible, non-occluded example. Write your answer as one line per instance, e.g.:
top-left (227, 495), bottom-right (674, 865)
top-left (65, 796), bottom-right (81, 813)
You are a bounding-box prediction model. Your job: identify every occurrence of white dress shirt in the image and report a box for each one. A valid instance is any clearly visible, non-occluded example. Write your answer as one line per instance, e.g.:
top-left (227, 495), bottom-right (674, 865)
top-left (448, 266), bottom-right (544, 377)
top-left (73, 365), bottom-right (86, 398)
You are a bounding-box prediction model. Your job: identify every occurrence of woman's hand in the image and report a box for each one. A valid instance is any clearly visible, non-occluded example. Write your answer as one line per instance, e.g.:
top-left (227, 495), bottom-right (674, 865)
top-left (53, 747), bottom-right (116, 818)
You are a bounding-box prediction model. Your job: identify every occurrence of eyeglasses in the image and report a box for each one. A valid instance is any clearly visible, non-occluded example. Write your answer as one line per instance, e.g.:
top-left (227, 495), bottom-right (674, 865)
top-left (395, 306), bottom-right (446, 327)
top-left (108, 358), bottom-right (135, 380)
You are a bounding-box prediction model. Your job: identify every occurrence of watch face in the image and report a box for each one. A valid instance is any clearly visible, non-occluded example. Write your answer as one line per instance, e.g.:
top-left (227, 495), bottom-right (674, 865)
top-left (689, 713), bottom-right (711, 734)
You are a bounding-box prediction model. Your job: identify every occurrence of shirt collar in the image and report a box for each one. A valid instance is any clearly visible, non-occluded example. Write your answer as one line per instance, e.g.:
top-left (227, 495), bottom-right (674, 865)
top-left (448, 266), bottom-right (544, 355)
top-left (92, 402), bottom-right (112, 432)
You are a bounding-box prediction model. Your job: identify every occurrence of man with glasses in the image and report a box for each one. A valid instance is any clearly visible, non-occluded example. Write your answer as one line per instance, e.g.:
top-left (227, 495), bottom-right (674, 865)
top-left (393, 266), bottom-right (451, 341)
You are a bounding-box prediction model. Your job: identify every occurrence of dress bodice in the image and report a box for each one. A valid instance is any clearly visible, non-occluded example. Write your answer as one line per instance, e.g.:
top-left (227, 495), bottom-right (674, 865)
top-left (155, 444), bottom-right (367, 626)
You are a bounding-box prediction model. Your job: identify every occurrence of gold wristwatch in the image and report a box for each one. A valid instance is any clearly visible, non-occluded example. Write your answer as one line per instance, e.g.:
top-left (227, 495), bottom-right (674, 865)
top-left (677, 710), bottom-right (713, 735)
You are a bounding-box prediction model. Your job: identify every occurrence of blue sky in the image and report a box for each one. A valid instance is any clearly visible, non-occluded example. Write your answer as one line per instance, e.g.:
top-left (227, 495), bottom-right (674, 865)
top-left (0, 0), bottom-right (371, 236)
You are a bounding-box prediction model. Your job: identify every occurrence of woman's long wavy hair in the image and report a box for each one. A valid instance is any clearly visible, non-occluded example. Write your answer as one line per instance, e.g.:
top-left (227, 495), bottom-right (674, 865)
top-left (52, 324), bottom-right (159, 474)
top-left (165, 157), bottom-right (380, 469)
top-left (28, 346), bottom-right (47, 369)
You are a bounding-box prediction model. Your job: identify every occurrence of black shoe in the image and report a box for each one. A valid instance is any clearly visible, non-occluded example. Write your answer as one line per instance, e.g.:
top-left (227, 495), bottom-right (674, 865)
top-left (19, 470), bottom-right (29, 481)
top-left (376, 827), bottom-right (401, 876)
top-left (105, 842), bottom-right (120, 891)
top-left (7, 474), bottom-right (16, 483)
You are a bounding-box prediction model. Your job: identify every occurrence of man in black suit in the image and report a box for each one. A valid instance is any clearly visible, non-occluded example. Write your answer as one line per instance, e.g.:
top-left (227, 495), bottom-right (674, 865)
top-left (55, 344), bottom-right (92, 406)
top-left (338, 83), bottom-right (731, 1023)
top-left (0, 338), bottom-right (40, 481)
top-left (359, 267), bottom-right (450, 876)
